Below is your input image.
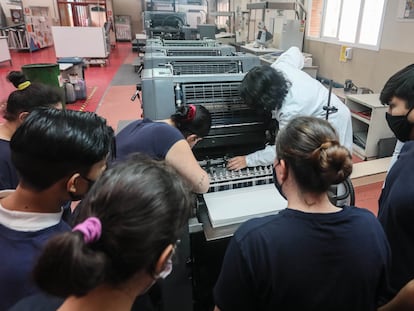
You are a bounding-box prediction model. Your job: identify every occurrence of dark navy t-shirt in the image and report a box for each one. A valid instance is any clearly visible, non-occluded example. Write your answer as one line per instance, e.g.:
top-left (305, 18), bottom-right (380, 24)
top-left (214, 206), bottom-right (391, 311)
top-left (116, 119), bottom-right (184, 161)
top-left (0, 221), bottom-right (71, 310)
top-left (379, 141), bottom-right (414, 297)
top-left (0, 139), bottom-right (19, 190)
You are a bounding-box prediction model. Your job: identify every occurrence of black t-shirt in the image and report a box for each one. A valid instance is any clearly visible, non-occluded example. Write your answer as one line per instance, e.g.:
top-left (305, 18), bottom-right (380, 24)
top-left (8, 293), bottom-right (63, 311)
top-left (115, 118), bottom-right (184, 162)
top-left (379, 141), bottom-right (414, 297)
top-left (214, 206), bottom-right (391, 311)
top-left (0, 139), bottom-right (19, 190)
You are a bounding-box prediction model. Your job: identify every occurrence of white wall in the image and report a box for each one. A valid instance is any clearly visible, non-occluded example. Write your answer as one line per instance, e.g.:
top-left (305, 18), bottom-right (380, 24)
top-left (112, 0), bottom-right (143, 36)
top-left (22, 0), bottom-right (59, 20)
top-left (380, 0), bottom-right (414, 53)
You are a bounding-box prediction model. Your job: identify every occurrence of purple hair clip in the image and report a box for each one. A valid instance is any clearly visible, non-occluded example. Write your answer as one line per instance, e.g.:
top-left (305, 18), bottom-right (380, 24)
top-left (72, 217), bottom-right (102, 244)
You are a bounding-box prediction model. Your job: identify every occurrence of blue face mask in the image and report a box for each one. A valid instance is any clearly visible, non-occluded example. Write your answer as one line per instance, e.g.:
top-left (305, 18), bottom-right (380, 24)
top-left (272, 165), bottom-right (287, 200)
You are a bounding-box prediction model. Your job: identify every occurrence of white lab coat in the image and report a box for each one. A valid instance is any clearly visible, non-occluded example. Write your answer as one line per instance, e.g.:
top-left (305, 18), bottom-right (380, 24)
top-left (246, 46), bottom-right (353, 167)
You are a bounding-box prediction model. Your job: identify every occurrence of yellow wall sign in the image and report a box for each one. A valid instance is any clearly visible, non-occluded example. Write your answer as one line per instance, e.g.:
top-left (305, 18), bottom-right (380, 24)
top-left (339, 45), bottom-right (348, 62)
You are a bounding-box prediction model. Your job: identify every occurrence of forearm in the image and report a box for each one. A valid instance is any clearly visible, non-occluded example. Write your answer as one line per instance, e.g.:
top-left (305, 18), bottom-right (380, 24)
top-left (245, 145), bottom-right (276, 167)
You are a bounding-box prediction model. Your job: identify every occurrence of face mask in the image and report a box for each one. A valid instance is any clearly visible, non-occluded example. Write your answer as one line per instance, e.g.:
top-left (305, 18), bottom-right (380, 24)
top-left (68, 176), bottom-right (95, 201)
top-left (272, 166), bottom-right (287, 200)
top-left (140, 258), bottom-right (173, 296)
top-left (155, 257), bottom-right (173, 279)
top-left (386, 108), bottom-right (414, 142)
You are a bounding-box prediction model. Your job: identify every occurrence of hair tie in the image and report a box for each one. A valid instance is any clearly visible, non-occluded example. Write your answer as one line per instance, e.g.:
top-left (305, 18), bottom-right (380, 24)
top-left (319, 142), bottom-right (332, 150)
top-left (17, 81), bottom-right (31, 91)
top-left (72, 217), bottom-right (102, 244)
top-left (184, 105), bottom-right (196, 122)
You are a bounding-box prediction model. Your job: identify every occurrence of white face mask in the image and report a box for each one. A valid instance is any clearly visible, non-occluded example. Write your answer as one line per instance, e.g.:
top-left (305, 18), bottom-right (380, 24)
top-left (140, 258), bottom-right (173, 296)
top-left (155, 257), bottom-right (173, 279)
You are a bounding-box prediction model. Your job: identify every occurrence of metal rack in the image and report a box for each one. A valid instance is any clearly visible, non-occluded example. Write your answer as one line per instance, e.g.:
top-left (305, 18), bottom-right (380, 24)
top-left (114, 15), bottom-right (132, 41)
top-left (0, 24), bottom-right (29, 50)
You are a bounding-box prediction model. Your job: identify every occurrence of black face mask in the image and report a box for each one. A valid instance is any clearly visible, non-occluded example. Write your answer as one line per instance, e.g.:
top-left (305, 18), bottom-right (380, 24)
top-left (386, 108), bottom-right (414, 142)
top-left (272, 166), bottom-right (287, 200)
top-left (68, 176), bottom-right (95, 201)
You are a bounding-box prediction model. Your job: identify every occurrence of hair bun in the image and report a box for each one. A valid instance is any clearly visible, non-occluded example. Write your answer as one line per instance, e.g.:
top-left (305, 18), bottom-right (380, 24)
top-left (319, 144), bottom-right (352, 185)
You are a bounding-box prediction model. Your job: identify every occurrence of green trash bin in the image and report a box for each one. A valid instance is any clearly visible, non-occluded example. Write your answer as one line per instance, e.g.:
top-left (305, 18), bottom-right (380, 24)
top-left (21, 63), bottom-right (66, 106)
top-left (21, 63), bottom-right (60, 88)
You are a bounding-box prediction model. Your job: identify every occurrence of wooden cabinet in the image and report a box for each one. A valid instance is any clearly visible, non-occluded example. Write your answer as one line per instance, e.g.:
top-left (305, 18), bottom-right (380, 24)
top-left (345, 93), bottom-right (394, 160)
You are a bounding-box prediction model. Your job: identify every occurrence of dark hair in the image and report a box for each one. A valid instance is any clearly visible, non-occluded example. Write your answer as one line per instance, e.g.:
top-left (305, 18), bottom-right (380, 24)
top-left (10, 109), bottom-right (115, 191)
top-left (4, 71), bottom-right (64, 121)
top-left (170, 104), bottom-right (211, 138)
top-left (276, 116), bottom-right (352, 193)
top-left (380, 64), bottom-right (414, 109)
top-left (240, 65), bottom-right (291, 112)
top-left (33, 153), bottom-right (193, 297)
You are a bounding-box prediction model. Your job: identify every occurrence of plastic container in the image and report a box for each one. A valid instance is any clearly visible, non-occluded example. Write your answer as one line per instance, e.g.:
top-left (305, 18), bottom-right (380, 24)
top-left (21, 63), bottom-right (60, 87)
top-left (64, 82), bottom-right (76, 103)
top-left (74, 78), bottom-right (87, 100)
top-left (57, 57), bottom-right (86, 80)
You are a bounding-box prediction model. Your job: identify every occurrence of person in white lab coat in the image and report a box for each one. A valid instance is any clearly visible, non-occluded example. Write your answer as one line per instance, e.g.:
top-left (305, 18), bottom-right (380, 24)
top-left (227, 46), bottom-right (353, 170)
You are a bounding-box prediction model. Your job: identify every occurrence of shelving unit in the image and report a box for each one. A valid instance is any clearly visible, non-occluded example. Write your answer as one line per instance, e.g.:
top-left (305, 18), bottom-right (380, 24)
top-left (0, 36), bottom-right (12, 65)
top-left (24, 15), bottom-right (53, 51)
top-left (0, 24), bottom-right (29, 50)
top-left (0, 8), bottom-right (53, 52)
top-left (345, 93), bottom-right (394, 160)
top-left (114, 15), bottom-right (132, 41)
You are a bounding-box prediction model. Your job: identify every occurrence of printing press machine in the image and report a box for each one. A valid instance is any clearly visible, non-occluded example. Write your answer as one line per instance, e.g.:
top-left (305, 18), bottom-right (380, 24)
top-left (145, 38), bottom-right (220, 48)
top-left (144, 11), bottom-right (189, 40)
top-left (141, 66), bottom-right (287, 311)
top-left (143, 51), bottom-right (260, 74)
top-left (144, 44), bottom-right (236, 56)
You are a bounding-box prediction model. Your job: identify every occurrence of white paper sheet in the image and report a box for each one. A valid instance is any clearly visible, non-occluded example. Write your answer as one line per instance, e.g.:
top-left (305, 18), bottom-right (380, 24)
top-left (204, 184), bottom-right (287, 228)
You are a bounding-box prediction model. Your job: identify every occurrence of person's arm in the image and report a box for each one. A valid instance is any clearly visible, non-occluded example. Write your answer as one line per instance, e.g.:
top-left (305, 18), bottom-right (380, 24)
top-left (378, 279), bottom-right (414, 311)
top-left (227, 145), bottom-right (276, 170)
top-left (165, 140), bottom-right (210, 193)
top-left (245, 144), bottom-right (276, 167)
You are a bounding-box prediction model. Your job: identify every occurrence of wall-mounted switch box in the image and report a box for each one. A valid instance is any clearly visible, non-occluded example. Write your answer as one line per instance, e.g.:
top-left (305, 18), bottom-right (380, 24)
top-left (345, 47), bottom-right (353, 60)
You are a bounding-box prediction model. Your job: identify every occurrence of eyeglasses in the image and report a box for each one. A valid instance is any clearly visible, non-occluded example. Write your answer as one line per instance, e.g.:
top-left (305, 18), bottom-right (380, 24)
top-left (80, 175), bottom-right (96, 188)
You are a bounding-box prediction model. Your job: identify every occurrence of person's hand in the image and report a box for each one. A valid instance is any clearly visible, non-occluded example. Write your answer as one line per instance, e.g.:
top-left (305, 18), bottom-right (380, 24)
top-left (227, 156), bottom-right (247, 171)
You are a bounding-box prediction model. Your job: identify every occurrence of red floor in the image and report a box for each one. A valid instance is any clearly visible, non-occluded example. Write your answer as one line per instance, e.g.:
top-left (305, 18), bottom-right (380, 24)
top-left (0, 42), bottom-right (134, 114)
top-left (0, 43), bottom-right (382, 215)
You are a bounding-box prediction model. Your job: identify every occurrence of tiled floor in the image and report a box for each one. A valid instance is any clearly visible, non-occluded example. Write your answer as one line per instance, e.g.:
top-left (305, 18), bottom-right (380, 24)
top-left (0, 42), bottom-right (384, 215)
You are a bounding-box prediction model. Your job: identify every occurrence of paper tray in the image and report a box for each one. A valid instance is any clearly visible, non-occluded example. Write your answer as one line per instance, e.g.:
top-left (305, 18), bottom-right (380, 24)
top-left (204, 184), bottom-right (287, 228)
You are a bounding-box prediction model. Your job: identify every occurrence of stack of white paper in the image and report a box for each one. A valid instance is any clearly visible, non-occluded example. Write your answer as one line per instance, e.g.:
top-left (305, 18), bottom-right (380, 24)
top-left (204, 184), bottom-right (287, 228)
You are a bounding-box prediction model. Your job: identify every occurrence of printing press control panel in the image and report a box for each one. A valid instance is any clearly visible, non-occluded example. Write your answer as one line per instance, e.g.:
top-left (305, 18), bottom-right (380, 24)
top-left (199, 157), bottom-right (273, 193)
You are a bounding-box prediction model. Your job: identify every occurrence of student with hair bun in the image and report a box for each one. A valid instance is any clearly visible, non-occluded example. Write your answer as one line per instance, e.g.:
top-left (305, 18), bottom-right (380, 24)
top-left (214, 116), bottom-right (391, 311)
top-left (0, 71), bottom-right (64, 190)
top-left (116, 104), bottom-right (212, 193)
top-left (10, 153), bottom-right (192, 311)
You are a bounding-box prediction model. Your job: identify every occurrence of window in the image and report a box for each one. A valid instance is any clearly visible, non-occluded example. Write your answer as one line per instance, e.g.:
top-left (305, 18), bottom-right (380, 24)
top-left (307, 0), bottom-right (387, 49)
